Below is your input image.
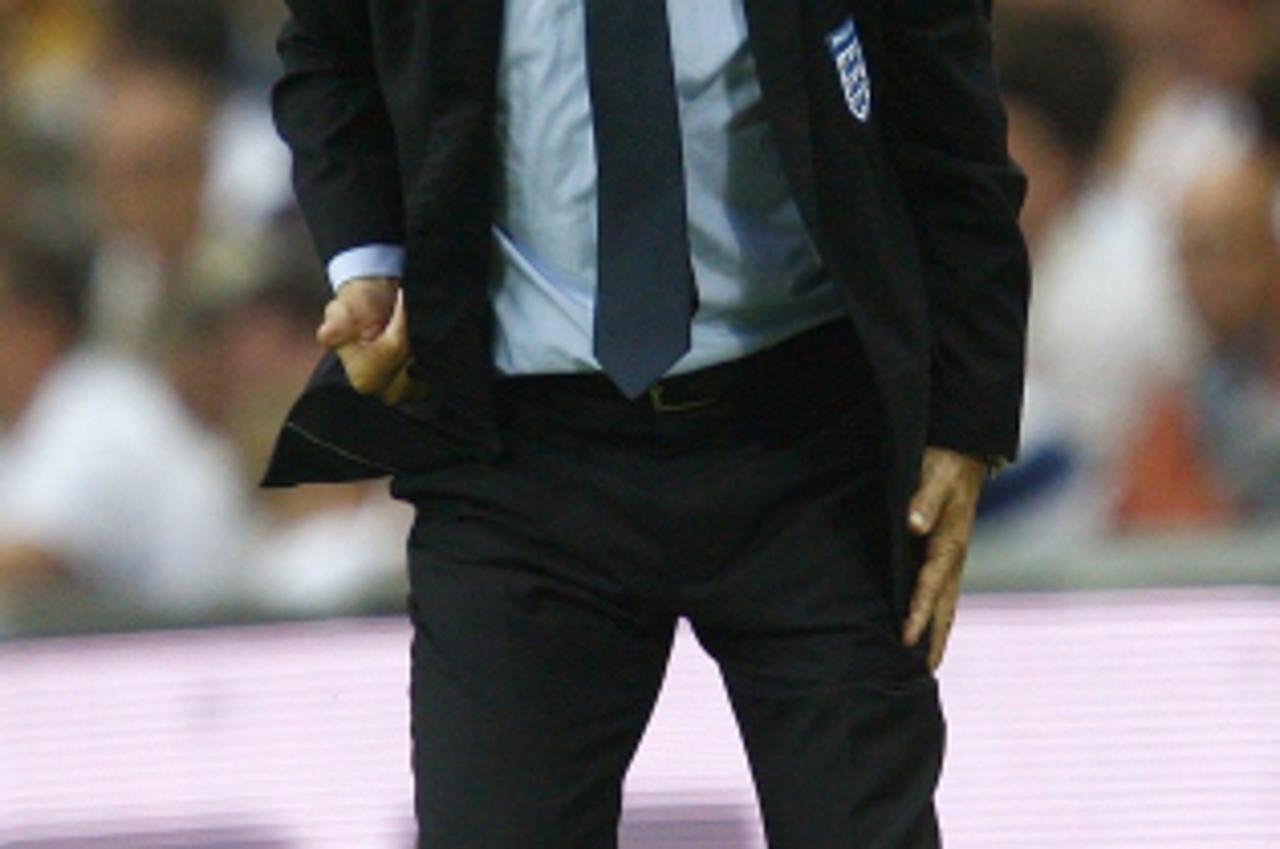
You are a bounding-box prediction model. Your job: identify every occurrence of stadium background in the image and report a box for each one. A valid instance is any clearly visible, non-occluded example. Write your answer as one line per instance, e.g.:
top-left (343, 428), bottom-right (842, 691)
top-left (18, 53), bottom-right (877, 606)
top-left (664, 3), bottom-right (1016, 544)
top-left (2, 1), bottom-right (1278, 846)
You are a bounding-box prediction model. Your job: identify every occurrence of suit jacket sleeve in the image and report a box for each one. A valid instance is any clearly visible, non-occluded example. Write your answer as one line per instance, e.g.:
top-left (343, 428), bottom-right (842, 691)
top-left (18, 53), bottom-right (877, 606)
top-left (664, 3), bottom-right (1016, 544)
top-left (273, 1), bottom-right (405, 263)
top-left (881, 0), bottom-right (1030, 462)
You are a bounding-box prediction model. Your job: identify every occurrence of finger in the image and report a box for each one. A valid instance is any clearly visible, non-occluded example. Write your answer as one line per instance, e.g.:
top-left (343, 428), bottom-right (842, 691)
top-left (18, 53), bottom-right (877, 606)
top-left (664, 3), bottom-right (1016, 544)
top-left (903, 554), bottom-right (948, 646)
top-left (378, 364), bottom-right (412, 404)
top-left (350, 280), bottom-right (399, 342)
top-left (927, 570), bottom-right (962, 669)
top-left (908, 470), bottom-right (952, 537)
top-left (367, 290), bottom-right (409, 363)
top-left (378, 362), bottom-right (428, 404)
top-left (317, 299), bottom-right (357, 349)
top-left (337, 345), bottom-right (397, 395)
top-left (903, 520), bottom-right (967, 646)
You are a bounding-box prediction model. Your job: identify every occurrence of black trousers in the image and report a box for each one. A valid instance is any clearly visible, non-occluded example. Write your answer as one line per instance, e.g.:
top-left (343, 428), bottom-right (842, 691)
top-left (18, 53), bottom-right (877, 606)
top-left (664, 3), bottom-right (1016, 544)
top-left (392, 322), bottom-right (944, 848)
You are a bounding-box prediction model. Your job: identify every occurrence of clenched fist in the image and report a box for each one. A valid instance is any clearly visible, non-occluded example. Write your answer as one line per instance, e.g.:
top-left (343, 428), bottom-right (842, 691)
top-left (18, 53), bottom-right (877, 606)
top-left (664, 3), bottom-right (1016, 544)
top-left (318, 276), bottom-right (423, 403)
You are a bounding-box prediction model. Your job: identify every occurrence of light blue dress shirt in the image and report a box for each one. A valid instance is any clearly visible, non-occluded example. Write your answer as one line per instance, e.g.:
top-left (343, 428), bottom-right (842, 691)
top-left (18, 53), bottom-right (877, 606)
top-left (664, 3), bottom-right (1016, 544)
top-left (329, 0), bottom-right (843, 376)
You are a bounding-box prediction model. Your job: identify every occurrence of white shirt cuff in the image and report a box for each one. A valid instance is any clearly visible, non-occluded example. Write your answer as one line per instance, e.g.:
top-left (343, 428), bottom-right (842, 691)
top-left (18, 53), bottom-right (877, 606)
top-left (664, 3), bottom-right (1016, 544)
top-left (327, 245), bottom-right (406, 291)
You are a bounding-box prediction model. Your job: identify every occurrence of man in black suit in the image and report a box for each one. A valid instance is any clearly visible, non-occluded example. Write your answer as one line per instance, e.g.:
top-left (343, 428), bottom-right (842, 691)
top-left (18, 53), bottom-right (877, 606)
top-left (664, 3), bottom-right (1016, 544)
top-left (268, 0), bottom-right (1029, 845)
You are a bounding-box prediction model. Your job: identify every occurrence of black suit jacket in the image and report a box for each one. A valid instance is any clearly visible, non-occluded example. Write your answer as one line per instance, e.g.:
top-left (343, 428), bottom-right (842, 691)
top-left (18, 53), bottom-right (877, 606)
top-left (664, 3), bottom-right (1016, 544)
top-left (266, 0), bottom-right (1030, 614)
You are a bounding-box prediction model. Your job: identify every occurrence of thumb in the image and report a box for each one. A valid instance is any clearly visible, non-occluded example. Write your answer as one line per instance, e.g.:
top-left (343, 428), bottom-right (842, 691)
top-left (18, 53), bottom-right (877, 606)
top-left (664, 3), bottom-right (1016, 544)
top-left (367, 289), bottom-right (409, 360)
top-left (384, 288), bottom-right (407, 348)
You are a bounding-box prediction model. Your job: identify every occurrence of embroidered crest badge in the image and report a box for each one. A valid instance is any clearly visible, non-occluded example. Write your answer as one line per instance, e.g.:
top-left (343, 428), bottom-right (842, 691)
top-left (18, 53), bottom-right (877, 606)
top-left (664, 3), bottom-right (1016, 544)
top-left (826, 16), bottom-right (872, 123)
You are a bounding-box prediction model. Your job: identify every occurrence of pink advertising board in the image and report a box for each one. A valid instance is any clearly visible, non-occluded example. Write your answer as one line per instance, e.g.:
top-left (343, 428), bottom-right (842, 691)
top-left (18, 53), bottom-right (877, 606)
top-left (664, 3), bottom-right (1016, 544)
top-left (2, 588), bottom-right (1278, 848)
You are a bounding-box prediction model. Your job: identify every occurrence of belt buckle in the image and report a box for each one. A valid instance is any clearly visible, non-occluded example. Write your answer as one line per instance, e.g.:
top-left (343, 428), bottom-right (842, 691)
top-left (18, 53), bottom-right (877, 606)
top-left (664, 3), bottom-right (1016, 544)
top-left (647, 382), bottom-right (717, 413)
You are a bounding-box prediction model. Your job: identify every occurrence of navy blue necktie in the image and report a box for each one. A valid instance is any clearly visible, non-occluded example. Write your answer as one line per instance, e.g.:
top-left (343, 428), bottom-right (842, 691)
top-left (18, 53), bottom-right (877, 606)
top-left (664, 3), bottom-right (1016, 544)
top-left (585, 0), bottom-right (697, 398)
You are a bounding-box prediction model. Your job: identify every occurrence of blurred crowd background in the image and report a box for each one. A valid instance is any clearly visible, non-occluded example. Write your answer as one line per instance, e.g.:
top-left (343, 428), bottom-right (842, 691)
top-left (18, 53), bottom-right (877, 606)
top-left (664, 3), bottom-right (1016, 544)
top-left (1, 0), bottom-right (1279, 636)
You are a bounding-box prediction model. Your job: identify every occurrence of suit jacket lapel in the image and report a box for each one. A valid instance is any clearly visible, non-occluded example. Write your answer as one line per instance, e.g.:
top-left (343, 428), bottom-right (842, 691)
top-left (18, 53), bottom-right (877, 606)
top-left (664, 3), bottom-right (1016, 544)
top-left (741, 0), bottom-right (820, 238)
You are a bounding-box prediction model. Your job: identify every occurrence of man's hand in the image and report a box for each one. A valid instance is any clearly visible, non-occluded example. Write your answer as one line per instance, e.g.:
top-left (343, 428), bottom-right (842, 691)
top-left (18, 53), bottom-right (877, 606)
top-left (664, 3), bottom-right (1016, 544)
top-left (318, 276), bottom-right (423, 403)
top-left (902, 447), bottom-right (986, 670)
